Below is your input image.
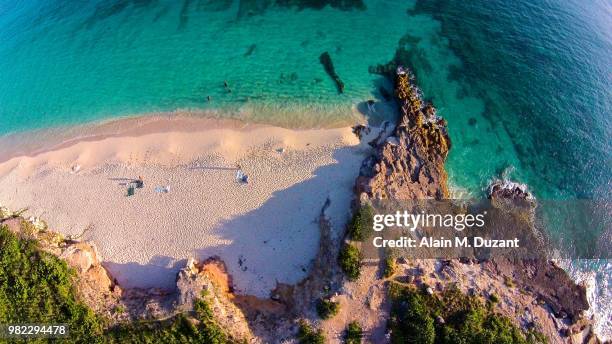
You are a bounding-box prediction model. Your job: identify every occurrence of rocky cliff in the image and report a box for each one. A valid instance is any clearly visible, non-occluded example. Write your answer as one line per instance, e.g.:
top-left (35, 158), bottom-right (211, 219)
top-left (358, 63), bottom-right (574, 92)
top-left (0, 207), bottom-right (252, 342)
top-left (351, 67), bottom-right (600, 343)
top-left (355, 66), bottom-right (450, 200)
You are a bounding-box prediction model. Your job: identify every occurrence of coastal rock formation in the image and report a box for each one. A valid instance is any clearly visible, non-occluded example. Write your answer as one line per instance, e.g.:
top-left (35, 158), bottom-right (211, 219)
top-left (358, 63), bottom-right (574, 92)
top-left (355, 66), bottom-right (450, 200)
top-left (348, 67), bottom-right (599, 343)
top-left (176, 257), bottom-right (253, 341)
top-left (486, 180), bottom-right (590, 324)
top-left (488, 179), bottom-right (534, 202)
top-left (0, 216), bottom-right (122, 317)
top-left (61, 242), bottom-right (122, 315)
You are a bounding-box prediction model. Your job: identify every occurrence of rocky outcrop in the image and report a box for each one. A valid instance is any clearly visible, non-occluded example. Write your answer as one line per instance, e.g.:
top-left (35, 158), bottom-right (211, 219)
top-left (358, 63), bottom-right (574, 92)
top-left (0, 210), bottom-right (252, 340)
top-left (485, 180), bottom-right (590, 323)
top-left (176, 257), bottom-right (253, 341)
top-left (350, 67), bottom-right (600, 343)
top-left (355, 66), bottom-right (450, 200)
top-left (488, 179), bottom-right (534, 202)
top-left (61, 241), bottom-right (123, 316)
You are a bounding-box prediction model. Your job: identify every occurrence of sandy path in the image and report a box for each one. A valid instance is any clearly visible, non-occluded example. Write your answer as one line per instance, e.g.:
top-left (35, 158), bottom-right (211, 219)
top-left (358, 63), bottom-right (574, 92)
top-left (0, 117), bottom-right (371, 297)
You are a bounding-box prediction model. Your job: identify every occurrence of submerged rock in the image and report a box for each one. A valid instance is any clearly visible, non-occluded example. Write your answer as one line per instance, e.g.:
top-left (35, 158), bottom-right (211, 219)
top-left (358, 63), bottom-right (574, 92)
top-left (244, 43), bottom-right (257, 57)
top-left (488, 179), bottom-right (534, 201)
top-left (319, 52), bottom-right (345, 94)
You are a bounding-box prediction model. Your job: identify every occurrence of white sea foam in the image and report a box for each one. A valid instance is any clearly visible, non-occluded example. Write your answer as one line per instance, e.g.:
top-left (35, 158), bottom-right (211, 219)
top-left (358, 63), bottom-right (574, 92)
top-left (562, 259), bottom-right (611, 341)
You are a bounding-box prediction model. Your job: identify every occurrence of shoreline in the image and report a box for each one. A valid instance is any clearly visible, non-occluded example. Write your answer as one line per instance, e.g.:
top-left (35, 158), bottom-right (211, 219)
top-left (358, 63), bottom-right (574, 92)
top-left (0, 115), bottom-right (372, 297)
top-left (0, 110), bottom-right (369, 164)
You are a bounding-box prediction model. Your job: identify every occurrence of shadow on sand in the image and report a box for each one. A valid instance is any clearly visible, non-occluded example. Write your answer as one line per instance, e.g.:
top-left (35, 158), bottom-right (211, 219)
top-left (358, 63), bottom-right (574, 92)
top-left (104, 255), bottom-right (187, 289)
top-left (192, 145), bottom-right (368, 297)
top-left (101, 144), bottom-right (369, 297)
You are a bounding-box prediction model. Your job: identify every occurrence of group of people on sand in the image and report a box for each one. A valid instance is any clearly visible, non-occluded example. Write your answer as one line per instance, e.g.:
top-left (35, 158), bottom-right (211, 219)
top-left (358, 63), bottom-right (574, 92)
top-left (126, 176), bottom-right (172, 196)
top-left (125, 164), bottom-right (248, 197)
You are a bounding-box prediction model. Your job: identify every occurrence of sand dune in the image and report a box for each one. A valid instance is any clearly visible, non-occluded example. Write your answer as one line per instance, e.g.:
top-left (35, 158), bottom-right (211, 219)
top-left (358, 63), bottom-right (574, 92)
top-left (0, 116), bottom-right (371, 297)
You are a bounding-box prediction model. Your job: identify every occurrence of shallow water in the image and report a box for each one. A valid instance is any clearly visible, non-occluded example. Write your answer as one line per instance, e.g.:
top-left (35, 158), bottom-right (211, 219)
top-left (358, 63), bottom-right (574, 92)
top-left (1, 0), bottom-right (609, 198)
top-left (0, 0), bottom-right (408, 131)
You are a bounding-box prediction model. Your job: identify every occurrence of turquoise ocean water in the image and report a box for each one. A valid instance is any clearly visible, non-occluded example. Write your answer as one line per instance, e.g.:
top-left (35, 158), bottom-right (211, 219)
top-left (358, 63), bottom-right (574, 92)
top-left (0, 0), bottom-right (610, 337)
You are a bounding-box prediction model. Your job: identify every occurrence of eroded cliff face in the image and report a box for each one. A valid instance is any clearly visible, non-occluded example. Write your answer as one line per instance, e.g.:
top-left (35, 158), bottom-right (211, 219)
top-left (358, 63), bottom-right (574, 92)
top-left (0, 209), bottom-right (253, 342)
top-left (176, 257), bottom-right (253, 340)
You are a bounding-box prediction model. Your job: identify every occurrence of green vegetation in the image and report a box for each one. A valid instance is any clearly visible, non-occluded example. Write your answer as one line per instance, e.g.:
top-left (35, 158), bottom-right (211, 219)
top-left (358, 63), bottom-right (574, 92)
top-left (0, 224), bottom-right (105, 343)
top-left (489, 294), bottom-right (500, 304)
top-left (345, 321), bottom-right (363, 344)
top-left (338, 243), bottom-right (361, 281)
top-left (347, 205), bottom-right (374, 241)
top-left (387, 282), bottom-right (547, 344)
top-left (297, 321), bottom-right (325, 344)
top-left (107, 313), bottom-right (229, 344)
top-left (383, 256), bottom-right (396, 278)
top-left (316, 298), bottom-right (340, 320)
top-left (0, 225), bottom-right (233, 343)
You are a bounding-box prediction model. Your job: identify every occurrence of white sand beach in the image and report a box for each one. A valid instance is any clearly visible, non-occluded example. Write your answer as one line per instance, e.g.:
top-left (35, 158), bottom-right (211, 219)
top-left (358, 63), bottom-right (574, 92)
top-left (0, 115), bottom-right (371, 297)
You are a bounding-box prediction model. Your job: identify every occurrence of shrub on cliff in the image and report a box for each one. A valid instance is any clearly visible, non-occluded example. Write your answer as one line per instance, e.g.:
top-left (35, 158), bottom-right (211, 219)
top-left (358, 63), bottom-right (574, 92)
top-left (108, 312), bottom-right (230, 344)
top-left (345, 321), bottom-right (363, 344)
top-left (387, 283), bottom-right (545, 344)
top-left (388, 286), bottom-right (435, 344)
top-left (104, 314), bottom-right (235, 344)
top-left (347, 205), bottom-right (374, 241)
top-left (489, 293), bottom-right (500, 304)
top-left (0, 225), bottom-right (105, 342)
top-left (338, 243), bottom-right (361, 281)
top-left (297, 321), bottom-right (325, 344)
top-left (316, 298), bottom-right (340, 319)
top-left (383, 255), bottom-right (396, 278)
top-left (108, 290), bottom-right (230, 343)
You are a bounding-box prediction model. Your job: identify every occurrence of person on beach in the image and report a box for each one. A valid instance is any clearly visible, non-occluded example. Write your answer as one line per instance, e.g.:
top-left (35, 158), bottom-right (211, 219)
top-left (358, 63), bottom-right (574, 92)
top-left (134, 176), bottom-right (144, 188)
top-left (235, 165), bottom-right (248, 184)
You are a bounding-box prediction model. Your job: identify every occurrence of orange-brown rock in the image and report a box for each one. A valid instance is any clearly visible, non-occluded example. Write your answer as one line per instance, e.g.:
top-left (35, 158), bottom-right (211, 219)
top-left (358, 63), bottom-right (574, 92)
top-left (176, 257), bottom-right (253, 341)
top-left (356, 66), bottom-right (450, 200)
